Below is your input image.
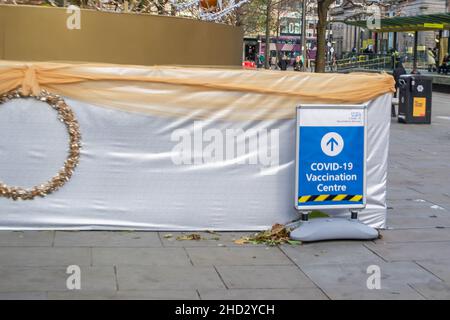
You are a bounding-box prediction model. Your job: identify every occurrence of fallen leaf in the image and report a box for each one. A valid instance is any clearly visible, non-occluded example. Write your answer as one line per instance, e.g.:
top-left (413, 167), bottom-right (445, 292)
top-left (176, 233), bottom-right (202, 241)
top-left (233, 238), bottom-right (249, 245)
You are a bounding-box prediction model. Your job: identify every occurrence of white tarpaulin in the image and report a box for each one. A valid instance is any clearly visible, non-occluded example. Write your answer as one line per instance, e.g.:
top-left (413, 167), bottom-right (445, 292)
top-left (0, 62), bottom-right (394, 230)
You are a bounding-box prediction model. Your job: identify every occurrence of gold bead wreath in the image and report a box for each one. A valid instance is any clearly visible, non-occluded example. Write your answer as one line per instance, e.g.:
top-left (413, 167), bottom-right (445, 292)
top-left (0, 89), bottom-right (81, 200)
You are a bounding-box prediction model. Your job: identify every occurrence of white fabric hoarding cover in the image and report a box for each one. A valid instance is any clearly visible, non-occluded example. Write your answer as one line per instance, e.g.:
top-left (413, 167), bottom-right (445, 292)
top-left (0, 65), bottom-right (391, 230)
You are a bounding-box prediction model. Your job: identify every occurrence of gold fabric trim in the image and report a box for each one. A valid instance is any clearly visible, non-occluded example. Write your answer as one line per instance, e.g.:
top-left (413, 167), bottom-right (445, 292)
top-left (0, 61), bottom-right (395, 121)
top-left (0, 89), bottom-right (81, 200)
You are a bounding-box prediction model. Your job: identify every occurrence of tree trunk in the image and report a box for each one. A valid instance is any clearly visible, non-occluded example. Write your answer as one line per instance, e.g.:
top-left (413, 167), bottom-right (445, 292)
top-left (275, 2), bottom-right (281, 67)
top-left (315, 0), bottom-right (332, 73)
top-left (264, 0), bottom-right (272, 70)
top-left (301, 0), bottom-right (307, 69)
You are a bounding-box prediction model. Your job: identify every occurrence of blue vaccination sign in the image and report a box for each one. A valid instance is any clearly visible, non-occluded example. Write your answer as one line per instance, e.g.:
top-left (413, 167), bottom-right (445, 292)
top-left (295, 106), bottom-right (367, 210)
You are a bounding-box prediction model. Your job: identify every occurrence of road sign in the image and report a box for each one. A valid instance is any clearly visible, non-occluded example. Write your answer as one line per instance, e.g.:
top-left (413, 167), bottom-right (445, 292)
top-left (295, 105), bottom-right (367, 210)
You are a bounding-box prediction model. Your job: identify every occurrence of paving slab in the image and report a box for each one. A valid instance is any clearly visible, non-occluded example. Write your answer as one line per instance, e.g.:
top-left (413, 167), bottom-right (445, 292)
top-left (199, 288), bottom-right (328, 300)
top-left (387, 199), bottom-right (447, 211)
top-left (281, 241), bottom-right (383, 267)
top-left (215, 265), bottom-right (317, 289)
top-left (300, 261), bottom-right (440, 289)
top-left (321, 284), bottom-right (424, 300)
top-left (0, 292), bottom-right (48, 300)
top-left (365, 241), bottom-right (450, 262)
top-left (92, 247), bottom-right (191, 266)
top-left (0, 266), bottom-right (116, 292)
top-left (407, 193), bottom-right (450, 210)
top-left (386, 187), bottom-right (427, 201)
top-left (423, 201), bottom-right (450, 211)
top-left (54, 231), bottom-right (162, 247)
top-left (48, 290), bottom-right (199, 300)
top-left (0, 247), bottom-right (91, 267)
top-left (386, 177), bottom-right (425, 189)
top-left (0, 231), bottom-right (53, 247)
top-left (186, 247), bottom-right (292, 266)
top-left (409, 180), bottom-right (450, 191)
top-left (386, 214), bottom-right (450, 229)
top-left (116, 266), bottom-right (225, 290)
top-left (415, 259), bottom-right (450, 282)
top-left (386, 207), bottom-right (450, 217)
top-left (410, 281), bottom-right (450, 300)
top-left (379, 228), bottom-right (450, 242)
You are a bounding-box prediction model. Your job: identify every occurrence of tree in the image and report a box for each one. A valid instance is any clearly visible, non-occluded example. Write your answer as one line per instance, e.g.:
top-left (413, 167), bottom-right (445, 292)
top-left (227, 0), bottom-right (290, 69)
top-left (264, 0), bottom-right (273, 68)
top-left (261, 0), bottom-right (294, 69)
top-left (315, 0), bottom-right (334, 73)
top-left (315, 0), bottom-right (402, 73)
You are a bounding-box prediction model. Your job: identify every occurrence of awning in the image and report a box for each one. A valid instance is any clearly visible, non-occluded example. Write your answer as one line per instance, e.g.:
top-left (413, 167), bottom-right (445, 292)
top-left (345, 13), bottom-right (450, 32)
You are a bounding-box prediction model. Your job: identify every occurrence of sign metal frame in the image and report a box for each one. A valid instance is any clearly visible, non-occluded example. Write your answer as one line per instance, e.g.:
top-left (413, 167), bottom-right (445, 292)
top-left (295, 104), bottom-right (368, 211)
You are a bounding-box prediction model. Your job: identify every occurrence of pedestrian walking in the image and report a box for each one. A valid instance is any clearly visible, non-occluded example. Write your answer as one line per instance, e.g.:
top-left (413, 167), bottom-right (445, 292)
top-left (427, 48), bottom-right (436, 72)
top-left (278, 54), bottom-right (289, 71)
top-left (293, 55), bottom-right (303, 71)
top-left (390, 48), bottom-right (399, 70)
top-left (438, 54), bottom-right (449, 75)
top-left (331, 53), bottom-right (337, 72)
top-left (391, 61), bottom-right (406, 117)
top-left (393, 61), bottom-right (406, 97)
top-left (271, 56), bottom-right (277, 70)
top-left (257, 54), bottom-right (265, 68)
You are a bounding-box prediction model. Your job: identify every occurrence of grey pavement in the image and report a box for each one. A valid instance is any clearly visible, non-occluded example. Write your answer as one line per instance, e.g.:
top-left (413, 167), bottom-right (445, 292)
top-left (0, 92), bottom-right (449, 300)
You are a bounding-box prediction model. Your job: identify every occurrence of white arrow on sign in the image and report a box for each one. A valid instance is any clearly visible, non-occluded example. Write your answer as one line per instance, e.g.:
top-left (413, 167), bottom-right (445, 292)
top-left (320, 132), bottom-right (344, 157)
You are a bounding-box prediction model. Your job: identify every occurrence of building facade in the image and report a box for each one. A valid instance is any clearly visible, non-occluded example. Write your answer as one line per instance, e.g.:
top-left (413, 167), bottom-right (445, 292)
top-left (243, 0), bottom-right (320, 64)
top-left (330, 0), bottom-right (448, 59)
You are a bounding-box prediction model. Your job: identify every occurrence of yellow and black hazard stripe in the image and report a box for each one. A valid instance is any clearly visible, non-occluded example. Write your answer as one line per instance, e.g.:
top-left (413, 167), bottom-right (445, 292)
top-left (298, 194), bottom-right (363, 203)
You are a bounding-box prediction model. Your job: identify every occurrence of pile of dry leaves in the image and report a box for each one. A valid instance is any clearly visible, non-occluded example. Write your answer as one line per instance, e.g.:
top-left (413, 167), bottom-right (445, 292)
top-left (234, 223), bottom-right (300, 246)
top-left (162, 224), bottom-right (300, 246)
top-left (164, 231), bottom-right (220, 241)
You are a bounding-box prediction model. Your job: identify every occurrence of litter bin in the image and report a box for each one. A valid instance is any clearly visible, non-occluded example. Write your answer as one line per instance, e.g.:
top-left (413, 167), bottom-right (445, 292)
top-left (398, 74), bottom-right (432, 124)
